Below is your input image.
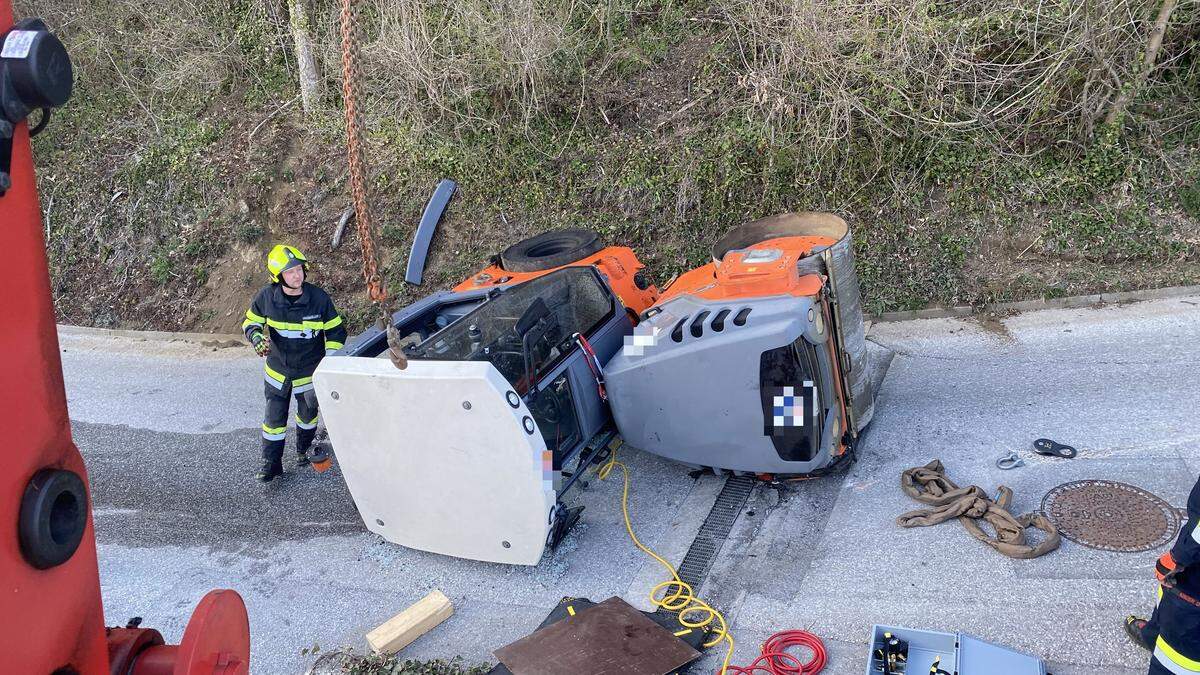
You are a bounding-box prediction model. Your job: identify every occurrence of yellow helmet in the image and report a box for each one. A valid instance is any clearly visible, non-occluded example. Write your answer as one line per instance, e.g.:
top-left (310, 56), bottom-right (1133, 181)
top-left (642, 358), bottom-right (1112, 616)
top-left (266, 244), bottom-right (308, 283)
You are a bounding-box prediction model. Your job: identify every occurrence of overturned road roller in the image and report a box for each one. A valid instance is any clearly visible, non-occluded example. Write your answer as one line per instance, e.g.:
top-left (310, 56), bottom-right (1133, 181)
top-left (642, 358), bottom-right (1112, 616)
top-left (314, 213), bottom-right (878, 564)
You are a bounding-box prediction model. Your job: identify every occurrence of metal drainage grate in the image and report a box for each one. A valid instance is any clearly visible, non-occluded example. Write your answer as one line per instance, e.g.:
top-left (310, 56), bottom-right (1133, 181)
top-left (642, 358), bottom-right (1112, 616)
top-left (676, 474), bottom-right (756, 594)
top-left (1041, 480), bottom-right (1182, 553)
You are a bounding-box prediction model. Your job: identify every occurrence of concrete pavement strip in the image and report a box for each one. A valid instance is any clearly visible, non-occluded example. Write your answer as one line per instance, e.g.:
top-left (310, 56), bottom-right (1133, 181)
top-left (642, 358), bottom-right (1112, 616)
top-left (64, 293), bottom-right (1199, 673)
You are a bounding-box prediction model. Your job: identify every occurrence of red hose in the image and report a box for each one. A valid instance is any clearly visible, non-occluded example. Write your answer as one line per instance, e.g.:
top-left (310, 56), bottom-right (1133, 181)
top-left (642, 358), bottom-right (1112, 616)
top-left (724, 630), bottom-right (827, 675)
top-left (573, 332), bottom-right (607, 401)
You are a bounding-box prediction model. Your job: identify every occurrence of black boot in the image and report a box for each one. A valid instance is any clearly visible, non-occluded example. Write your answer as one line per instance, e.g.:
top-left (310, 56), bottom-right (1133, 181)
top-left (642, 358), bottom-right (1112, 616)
top-left (1124, 615), bottom-right (1155, 651)
top-left (258, 440), bottom-right (284, 482)
top-left (256, 459), bottom-right (282, 482)
top-left (296, 426), bottom-right (316, 467)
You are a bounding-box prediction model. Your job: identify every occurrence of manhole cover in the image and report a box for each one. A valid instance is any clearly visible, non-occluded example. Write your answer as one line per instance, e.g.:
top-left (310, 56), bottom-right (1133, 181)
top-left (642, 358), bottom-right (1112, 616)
top-left (1041, 480), bottom-right (1181, 552)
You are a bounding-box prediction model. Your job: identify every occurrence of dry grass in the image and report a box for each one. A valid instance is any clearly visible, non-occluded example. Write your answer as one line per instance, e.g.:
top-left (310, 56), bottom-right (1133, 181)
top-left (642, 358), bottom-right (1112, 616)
top-left (300, 0), bottom-right (1198, 149)
top-left (719, 0), bottom-right (1178, 152)
top-left (26, 0), bottom-right (292, 125)
top-left (26, 0), bottom-right (1199, 149)
top-left (16, 0), bottom-right (298, 327)
top-left (311, 0), bottom-right (596, 130)
top-left (12, 0), bottom-right (1200, 328)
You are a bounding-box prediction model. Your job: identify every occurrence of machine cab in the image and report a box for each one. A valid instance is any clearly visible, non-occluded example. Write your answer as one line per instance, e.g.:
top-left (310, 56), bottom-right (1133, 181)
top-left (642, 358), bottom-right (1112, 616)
top-left (314, 257), bottom-right (640, 565)
top-left (403, 265), bottom-right (624, 460)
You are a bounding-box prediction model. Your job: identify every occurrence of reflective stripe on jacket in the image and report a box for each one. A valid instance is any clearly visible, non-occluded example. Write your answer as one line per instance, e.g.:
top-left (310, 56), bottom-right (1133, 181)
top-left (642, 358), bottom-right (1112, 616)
top-left (242, 282), bottom-right (347, 381)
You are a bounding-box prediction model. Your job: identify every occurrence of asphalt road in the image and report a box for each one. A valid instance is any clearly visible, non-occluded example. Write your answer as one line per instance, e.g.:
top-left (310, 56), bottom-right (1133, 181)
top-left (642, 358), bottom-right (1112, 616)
top-left (61, 295), bottom-right (1200, 674)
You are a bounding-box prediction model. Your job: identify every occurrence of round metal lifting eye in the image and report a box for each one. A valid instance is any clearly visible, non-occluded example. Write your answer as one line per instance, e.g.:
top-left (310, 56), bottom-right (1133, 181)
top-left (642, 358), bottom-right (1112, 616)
top-left (506, 391), bottom-right (520, 408)
top-left (19, 469), bottom-right (88, 570)
top-left (502, 541), bottom-right (511, 549)
top-left (522, 416), bottom-right (536, 435)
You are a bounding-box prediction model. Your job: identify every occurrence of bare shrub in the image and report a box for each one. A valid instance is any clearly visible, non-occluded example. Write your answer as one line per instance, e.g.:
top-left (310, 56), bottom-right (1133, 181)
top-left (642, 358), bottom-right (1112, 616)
top-left (314, 0), bottom-right (591, 130)
top-left (719, 0), bottom-right (1164, 152)
top-left (20, 0), bottom-right (288, 130)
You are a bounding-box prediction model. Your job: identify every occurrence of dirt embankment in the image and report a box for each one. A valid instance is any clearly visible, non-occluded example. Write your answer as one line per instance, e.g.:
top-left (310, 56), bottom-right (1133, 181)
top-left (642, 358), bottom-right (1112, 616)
top-left (21, 0), bottom-right (1200, 334)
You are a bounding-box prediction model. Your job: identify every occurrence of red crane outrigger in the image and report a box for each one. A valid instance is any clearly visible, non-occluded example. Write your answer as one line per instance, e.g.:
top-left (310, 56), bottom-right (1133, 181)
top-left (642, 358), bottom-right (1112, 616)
top-left (0, 4), bottom-right (251, 672)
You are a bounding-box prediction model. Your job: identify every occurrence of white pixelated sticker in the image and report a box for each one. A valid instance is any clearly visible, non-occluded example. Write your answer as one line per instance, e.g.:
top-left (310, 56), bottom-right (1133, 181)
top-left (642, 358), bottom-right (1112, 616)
top-left (2, 30), bottom-right (37, 59)
top-left (771, 382), bottom-right (818, 429)
top-left (622, 323), bottom-right (662, 357)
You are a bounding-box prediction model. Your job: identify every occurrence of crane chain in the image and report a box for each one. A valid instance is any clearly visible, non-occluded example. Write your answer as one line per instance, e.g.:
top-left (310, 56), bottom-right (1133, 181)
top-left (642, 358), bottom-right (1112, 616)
top-left (337, 0), bottom-right (406, 369)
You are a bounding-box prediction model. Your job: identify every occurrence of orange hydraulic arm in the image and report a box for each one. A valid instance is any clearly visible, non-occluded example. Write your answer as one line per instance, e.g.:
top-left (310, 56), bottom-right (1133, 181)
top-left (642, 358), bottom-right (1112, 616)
top-left (0, 6), bottom-right (250, 673)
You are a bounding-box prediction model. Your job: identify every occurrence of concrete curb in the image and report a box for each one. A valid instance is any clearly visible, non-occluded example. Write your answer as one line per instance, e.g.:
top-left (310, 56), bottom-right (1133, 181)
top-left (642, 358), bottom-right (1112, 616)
top-left (872, 284), bottom-right (1200, 323)
top-left (56, 284), bottom-right (1200, 340)
top-left (57, 324), bottom-right (247, 345)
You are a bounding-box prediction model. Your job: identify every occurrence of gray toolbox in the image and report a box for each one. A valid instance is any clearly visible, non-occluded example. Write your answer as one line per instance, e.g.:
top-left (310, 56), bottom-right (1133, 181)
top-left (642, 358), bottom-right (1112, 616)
top-left (867, 624), bottom-right (1047, 675)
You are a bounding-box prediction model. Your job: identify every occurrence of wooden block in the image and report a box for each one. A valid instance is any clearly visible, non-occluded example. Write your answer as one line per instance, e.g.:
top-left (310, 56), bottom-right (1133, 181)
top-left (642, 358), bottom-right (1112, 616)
top-left (366, 589), bottom-right (454, 655)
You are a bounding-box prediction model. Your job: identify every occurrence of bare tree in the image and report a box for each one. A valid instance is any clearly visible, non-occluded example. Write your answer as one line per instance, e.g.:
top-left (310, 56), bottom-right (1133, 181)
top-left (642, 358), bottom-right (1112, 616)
top-left (288, 0), bottom-right (322, 114)
top-left (1104, 0), bottom-right (1180, 127)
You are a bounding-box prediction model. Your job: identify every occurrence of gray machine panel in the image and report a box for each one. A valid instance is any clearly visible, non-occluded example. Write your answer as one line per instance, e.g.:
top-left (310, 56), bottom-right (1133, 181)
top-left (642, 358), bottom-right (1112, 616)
top-left (604, 292), bottom-right (837, 474)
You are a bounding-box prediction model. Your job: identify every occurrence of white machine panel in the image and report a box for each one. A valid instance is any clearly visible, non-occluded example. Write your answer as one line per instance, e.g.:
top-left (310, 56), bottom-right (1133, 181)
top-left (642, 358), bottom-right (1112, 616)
top-left (314, 356), bottom-right (554, 565)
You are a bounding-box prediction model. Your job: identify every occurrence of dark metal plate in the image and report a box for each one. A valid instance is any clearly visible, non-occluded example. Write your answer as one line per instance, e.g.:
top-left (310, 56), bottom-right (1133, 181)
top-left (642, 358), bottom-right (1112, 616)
top-left (493, 596), bottom-right (700, 675)
top-left (487, 597), bottom-right (710, 675)
top-left (1041, 480), bottom-right (1182, 552)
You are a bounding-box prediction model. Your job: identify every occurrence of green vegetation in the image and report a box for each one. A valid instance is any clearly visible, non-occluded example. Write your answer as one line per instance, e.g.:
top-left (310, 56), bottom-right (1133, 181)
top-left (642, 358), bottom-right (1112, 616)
top-left (317, 652), bottom-right (488, 675)
top-left (16, 0), bottom-right (1200, 330)
top-left (1182, 170), bottom-right (1200, 219)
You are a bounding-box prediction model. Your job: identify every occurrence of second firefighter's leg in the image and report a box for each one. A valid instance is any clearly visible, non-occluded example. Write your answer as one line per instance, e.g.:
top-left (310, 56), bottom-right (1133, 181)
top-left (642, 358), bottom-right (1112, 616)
top-left (1129, 595), bottom-right (1165, 651)
top-left (259, 381), bottom-right (290, 481)
top-left (1143, 599), bottom-right (1164, 646)
top-left (293, 382), bottom-right (319, 464)
top-left (1149, 589), bottom-right (1200, 675)
top-left (1132, 551), bottom-right (1179, 650)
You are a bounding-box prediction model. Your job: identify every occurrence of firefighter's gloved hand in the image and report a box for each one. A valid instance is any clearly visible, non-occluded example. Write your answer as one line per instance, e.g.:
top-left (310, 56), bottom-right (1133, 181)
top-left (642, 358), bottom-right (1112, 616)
top-left (252, 336), bottom-right (270, 357)
top-left (1166, 564), bottom-right (1187, 585)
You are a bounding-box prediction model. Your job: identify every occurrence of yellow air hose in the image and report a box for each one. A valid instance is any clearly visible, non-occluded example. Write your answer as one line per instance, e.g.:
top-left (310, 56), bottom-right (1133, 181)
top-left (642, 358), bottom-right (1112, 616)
top-left (595, 443), bottom-right (736, 674)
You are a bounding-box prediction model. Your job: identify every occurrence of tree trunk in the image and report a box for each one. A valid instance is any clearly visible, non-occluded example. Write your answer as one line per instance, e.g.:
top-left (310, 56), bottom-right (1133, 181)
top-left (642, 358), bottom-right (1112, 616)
top-left (1104, 0), bottom-right (1179, 127)
top-left (288, 0), bottom-right (322, 115)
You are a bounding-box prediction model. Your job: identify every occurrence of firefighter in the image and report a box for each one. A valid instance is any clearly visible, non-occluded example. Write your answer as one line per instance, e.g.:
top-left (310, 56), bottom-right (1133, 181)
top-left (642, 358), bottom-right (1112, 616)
top-left (1126, 473), bottom-right (1200, 675)
top-left (242, 245), bottom-right (347, 482)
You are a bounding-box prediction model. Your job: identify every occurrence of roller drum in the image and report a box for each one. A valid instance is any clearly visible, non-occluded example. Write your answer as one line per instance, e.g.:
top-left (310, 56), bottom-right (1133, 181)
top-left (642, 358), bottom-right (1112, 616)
top-left (712, 212), bottom-right (875, 431)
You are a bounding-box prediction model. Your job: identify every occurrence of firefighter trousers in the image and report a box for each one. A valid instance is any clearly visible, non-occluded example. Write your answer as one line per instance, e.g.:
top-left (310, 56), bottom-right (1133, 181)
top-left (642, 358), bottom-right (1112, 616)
top-left (1143, 586), bottom-right (1200, 674)
top-left (260, 378), bottom-right (319, 470)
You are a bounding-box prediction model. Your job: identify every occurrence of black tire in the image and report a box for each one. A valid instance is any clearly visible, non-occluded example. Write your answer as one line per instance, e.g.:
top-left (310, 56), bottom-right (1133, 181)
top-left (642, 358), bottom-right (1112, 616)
top-left (500, 228), bottom-right (603, 273)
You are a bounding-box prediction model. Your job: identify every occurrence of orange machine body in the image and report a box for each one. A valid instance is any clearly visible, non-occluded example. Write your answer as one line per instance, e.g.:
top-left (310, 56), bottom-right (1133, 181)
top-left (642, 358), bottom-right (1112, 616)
top-left (1, 8), bottom-right (108, 668)
top-left (454, 246), bottom-right (660, 316)
top-left (626, 233), bottom-right (852, 473)
top-left (661, 236), bottom-right (837, 303)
